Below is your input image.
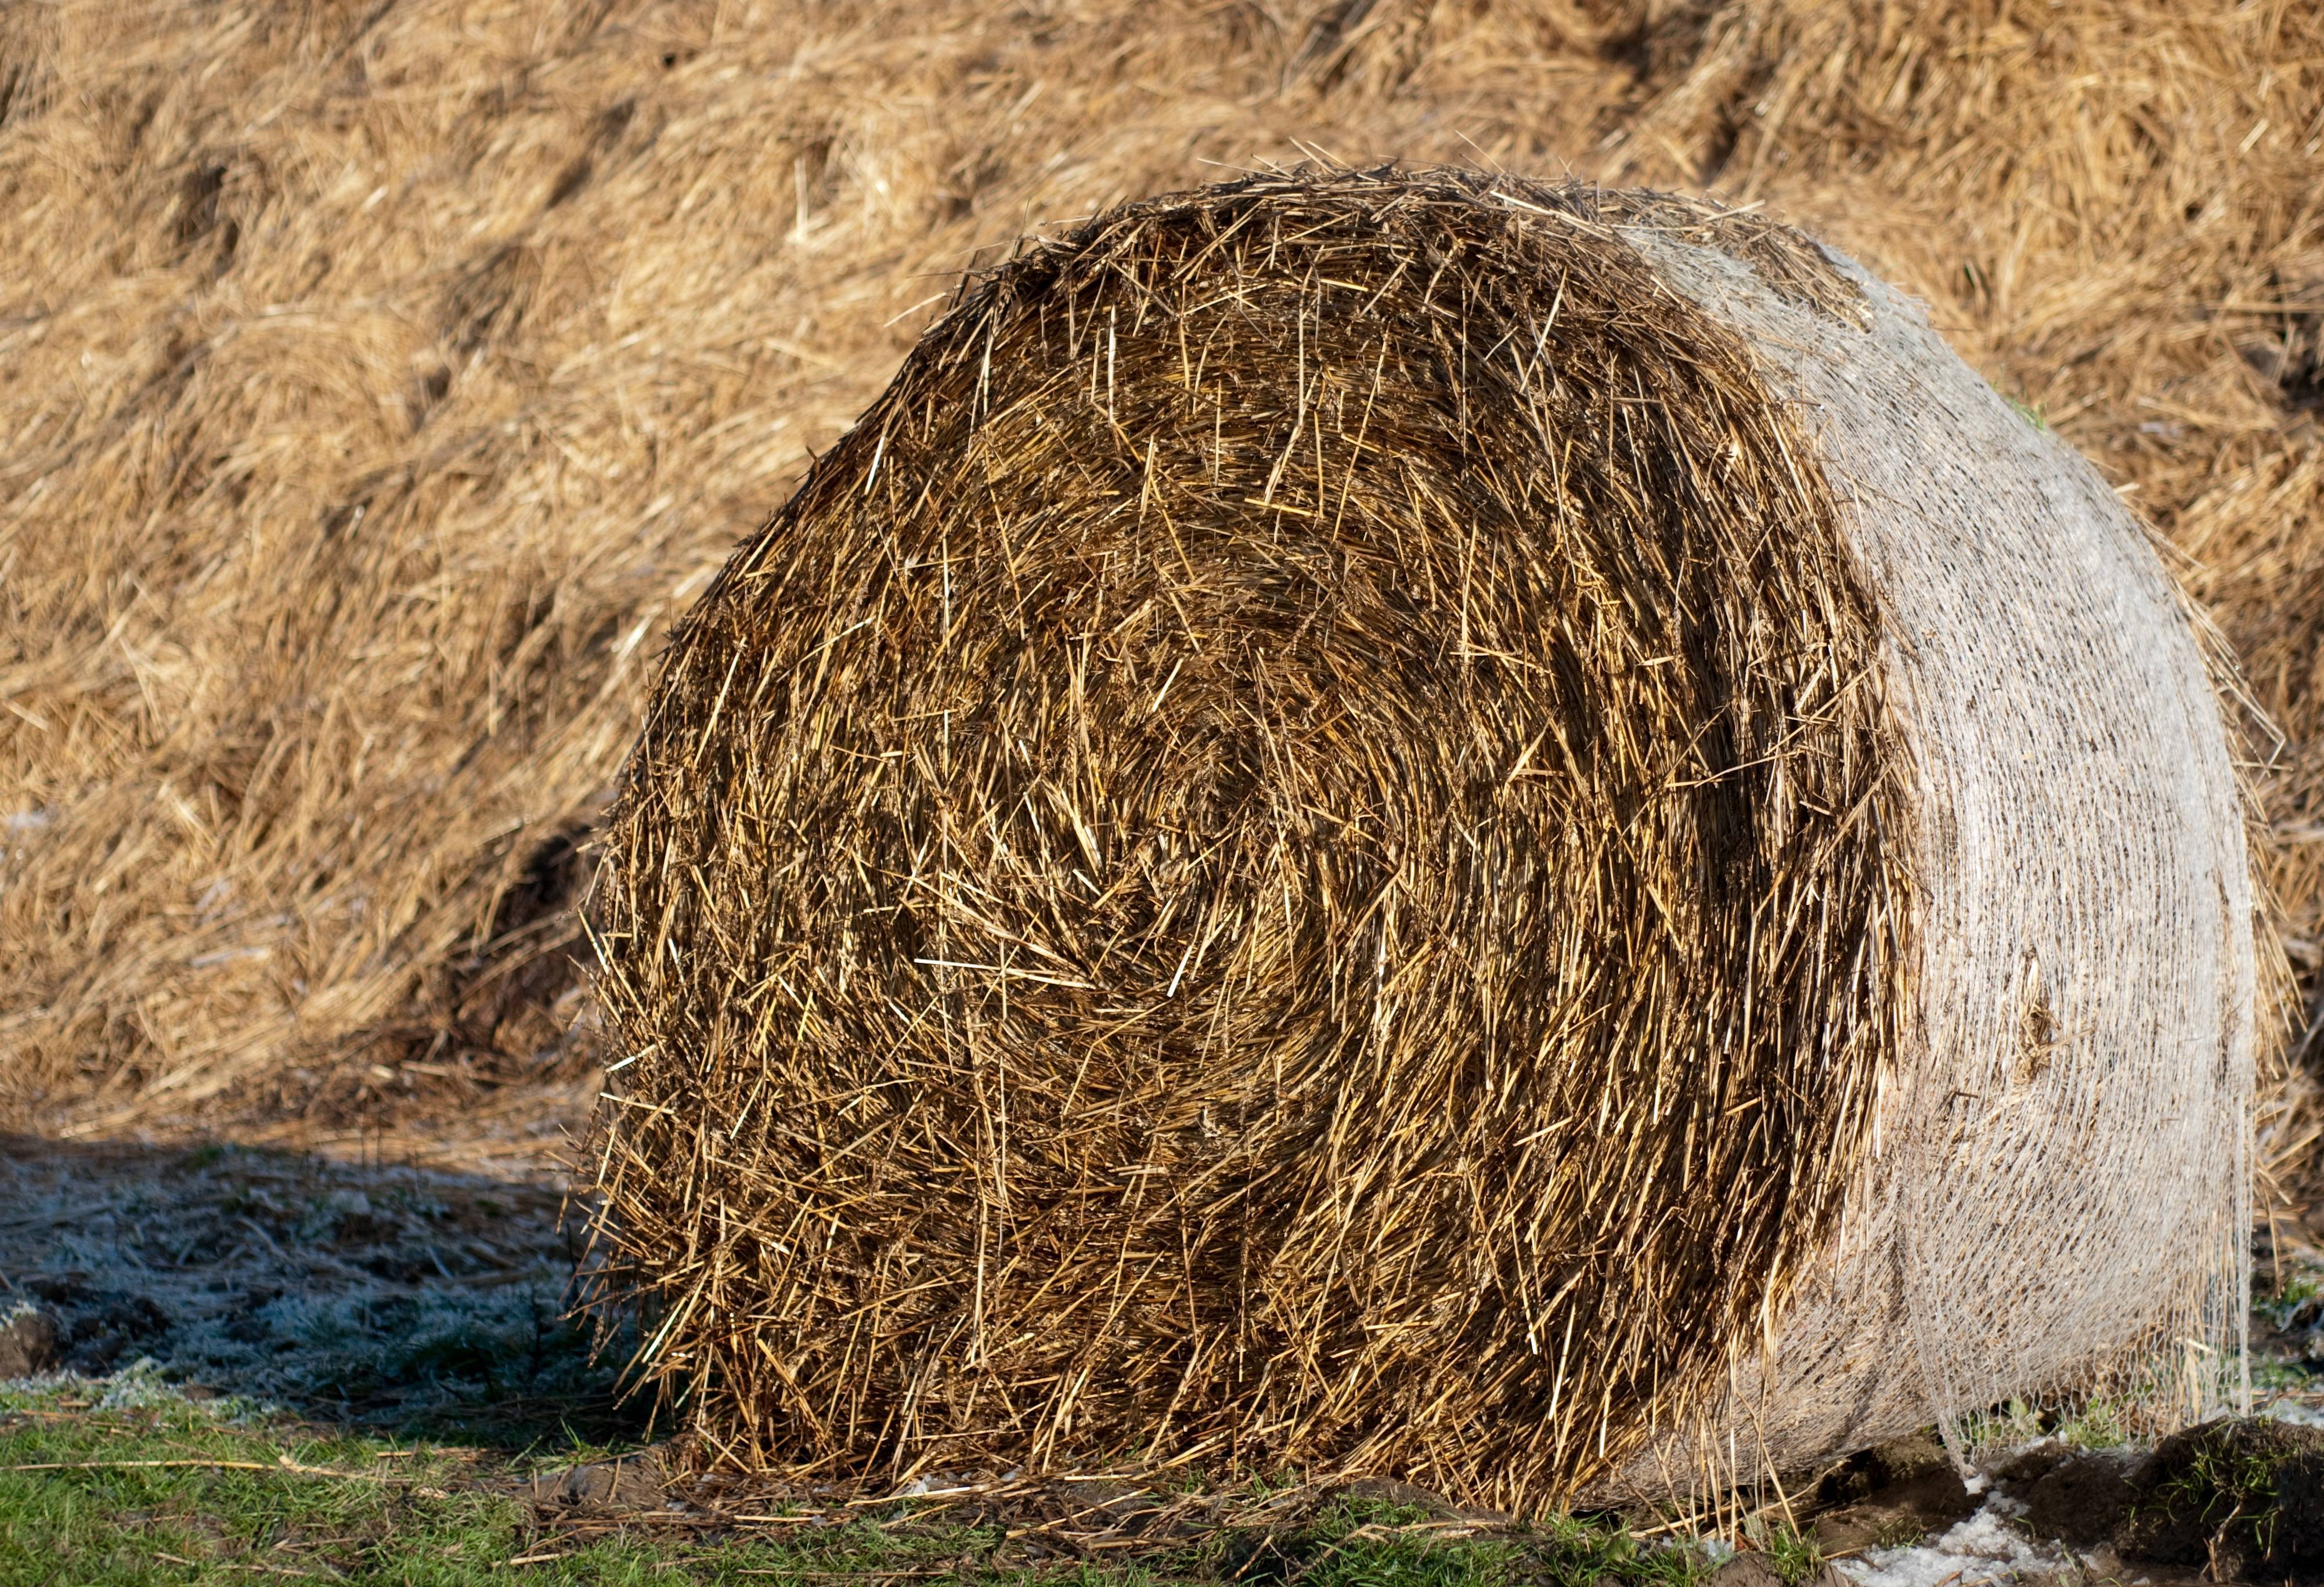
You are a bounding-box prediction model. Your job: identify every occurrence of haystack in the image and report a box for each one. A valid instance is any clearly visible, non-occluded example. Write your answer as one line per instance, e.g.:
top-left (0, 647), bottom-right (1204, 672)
top-left (583, 169), bottom-right (2258, 1510)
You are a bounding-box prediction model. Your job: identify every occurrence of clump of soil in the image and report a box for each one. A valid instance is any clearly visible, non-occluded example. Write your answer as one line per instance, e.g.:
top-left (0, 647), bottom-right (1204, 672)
top-left (1991, 1441), bottom-right (2137, 1548)
top-left (2123, 1418), bottom-right (2324, 1579)
top-left (14, 1279), bottom-right (171, 1374)
top-left (0, 1304), bottom-right (63, 1378)
top-left (1710, 1556), bottom-right (1852, 1587)
top-left (1811, 1429), bottom-right (1979, 1554)
top-left (1994, 1418), bottom-right (2324, 1583)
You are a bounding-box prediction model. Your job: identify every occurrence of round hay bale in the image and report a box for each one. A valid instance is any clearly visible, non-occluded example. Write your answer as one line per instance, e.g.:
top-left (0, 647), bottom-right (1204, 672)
top-left (582, 168), bottom-right (2258, 1509)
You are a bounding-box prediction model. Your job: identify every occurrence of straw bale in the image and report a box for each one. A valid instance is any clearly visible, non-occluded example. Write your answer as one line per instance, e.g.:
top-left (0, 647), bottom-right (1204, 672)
top-left (582, 168), bottom-right (2257, 1509)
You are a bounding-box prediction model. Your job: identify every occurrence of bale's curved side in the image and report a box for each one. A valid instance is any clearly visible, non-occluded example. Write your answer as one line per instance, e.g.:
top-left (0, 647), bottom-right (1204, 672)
top-left (1610, 223), bottom-right (2256, 1494)
top-left (582, 169), bottom-right (2254, 1509)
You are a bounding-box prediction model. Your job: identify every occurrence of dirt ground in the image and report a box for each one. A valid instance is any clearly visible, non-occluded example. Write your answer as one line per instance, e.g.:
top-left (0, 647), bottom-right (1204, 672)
top-left (8, 1101), bottom-right (2324, 1585)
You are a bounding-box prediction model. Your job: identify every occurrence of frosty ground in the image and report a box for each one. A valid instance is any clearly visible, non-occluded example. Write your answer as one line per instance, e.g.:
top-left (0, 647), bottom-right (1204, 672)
top-left (8, 1130), bottom-right (2322, 1584)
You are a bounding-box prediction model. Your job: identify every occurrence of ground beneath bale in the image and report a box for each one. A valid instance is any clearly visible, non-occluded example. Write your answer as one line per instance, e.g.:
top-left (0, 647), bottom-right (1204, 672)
top-left (8, 1125), bottom-right (2322, 1585)
top-left (2, 1377), bottom-right (1742, 1586)
top-left (1813, 1411), bottom-right (2324, 1587)
top-left (12, 1362), bottom-right (2323, 1586)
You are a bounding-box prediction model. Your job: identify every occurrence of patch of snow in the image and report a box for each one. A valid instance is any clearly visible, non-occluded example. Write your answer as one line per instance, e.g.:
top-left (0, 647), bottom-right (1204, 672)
top-left (2261, 1397), bottom-right (2324, 1430)
top-left (1838, 1498), bottom-right (2065, 1587)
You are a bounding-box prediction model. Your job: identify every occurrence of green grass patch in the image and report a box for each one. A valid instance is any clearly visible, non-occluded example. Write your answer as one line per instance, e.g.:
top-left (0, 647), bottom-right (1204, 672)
top-left (0, 1379), bottom-right (1727, 1586)
top-left (1192, 1495), bottom-right (1706, 1587)
top-left (2, 1376), bottom-right (591, 1584)
top-left (1955, 1395), bottom-right (2132, 1454)
top-left (1751, 1523), bottom-right (1822, 1587)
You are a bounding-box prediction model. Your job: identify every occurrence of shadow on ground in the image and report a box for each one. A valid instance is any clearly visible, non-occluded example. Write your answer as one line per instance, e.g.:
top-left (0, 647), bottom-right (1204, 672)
top-left (0, 1135), bottom-right (648, 1451)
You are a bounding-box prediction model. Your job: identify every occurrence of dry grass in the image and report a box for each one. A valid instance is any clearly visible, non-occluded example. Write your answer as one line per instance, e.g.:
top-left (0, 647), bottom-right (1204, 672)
top-left (1, 1), bottom-right (1672, 1136)
top-left (2, 0), bottom-right (2316, 1140)
top-left (582, 167), bottom-right (1909, 1510)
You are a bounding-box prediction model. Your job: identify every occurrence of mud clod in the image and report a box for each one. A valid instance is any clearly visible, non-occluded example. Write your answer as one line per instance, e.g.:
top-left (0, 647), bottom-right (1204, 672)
top-left (1711, 1555), bottom-right (1853, 1587)
top-left (1708, 1555), bottom-right (1786, 1587)
top-left (1811, 1429), bottom-right (1977, 1553)
top-left (0, 1304), bottom-right (63, 1378)
top-left (2118, 1418), bottom-right (2324, 1575)
top-left (2020, 1449), bottom-right (2138, 1547)
top-left (1990, 1419), bottom-right (2324, 1582)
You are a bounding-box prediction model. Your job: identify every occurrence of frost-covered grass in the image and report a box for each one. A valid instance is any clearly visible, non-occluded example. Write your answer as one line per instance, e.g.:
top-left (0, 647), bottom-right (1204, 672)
top-left (0, 1141), bottom-right (640, 1447)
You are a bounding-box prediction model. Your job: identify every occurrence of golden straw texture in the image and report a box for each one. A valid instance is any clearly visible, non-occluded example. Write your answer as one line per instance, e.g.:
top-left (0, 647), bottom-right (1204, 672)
top-left (585, 168), bottom-right (2259, 1509)
top-left (584, 169), bottom-right (1914, 1506)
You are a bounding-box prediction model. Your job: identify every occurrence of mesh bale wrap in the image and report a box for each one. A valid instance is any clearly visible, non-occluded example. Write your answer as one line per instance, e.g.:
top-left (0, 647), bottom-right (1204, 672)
top-left (583, 169), bottom-right (2257, 1509)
